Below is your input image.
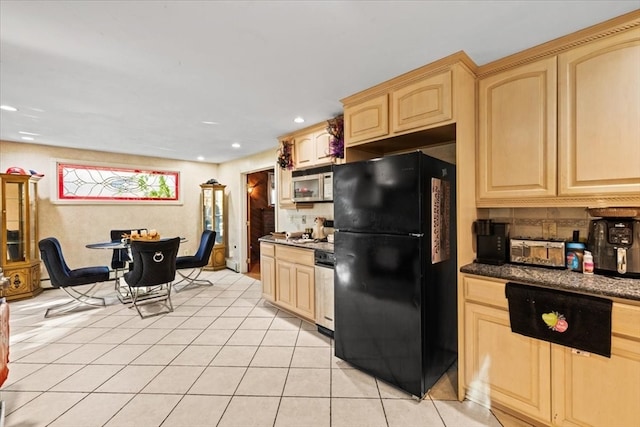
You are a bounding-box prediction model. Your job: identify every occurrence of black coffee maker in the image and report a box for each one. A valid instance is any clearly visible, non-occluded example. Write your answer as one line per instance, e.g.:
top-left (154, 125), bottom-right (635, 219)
top-left (474, 220), bottom-right (509, 265)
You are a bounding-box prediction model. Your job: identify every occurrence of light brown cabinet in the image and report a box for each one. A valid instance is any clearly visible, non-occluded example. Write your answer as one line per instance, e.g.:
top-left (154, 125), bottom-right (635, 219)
top-left (267, 244), bottom-right (315, 322)
top-left (344, 69), bottom-right (454, 147)
top-left (344, 94), bottom-right (389, 145)
top-left (260, 242), bottom-right (276, 302)
top-left (0, 173), bottom-right (41, 301)
top-left (477, 57), bottom-right (557, 201)
top-left (461, 274), bottom-right (640, 426)
top-left (292, 125), bottom-right (334, 169)
top-left (277, 165), bottom-right (295, 210)
top-left (390, 69), bottom-right (452, 133)
top-left (463, 275), bottom-right (552, 424)
top-left (476, 18), bottom-right (640, 207)
top-left (558, 28), bottom-right (640, 198)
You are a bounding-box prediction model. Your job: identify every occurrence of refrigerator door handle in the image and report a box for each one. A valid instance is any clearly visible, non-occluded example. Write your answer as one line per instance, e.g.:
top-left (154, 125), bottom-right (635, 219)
top-left (409, 233), bottom-right (424, 237)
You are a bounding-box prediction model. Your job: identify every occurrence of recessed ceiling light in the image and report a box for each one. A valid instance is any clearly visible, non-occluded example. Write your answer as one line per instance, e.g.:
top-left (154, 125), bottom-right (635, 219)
top-left (197, 156), bottom-right (205, 161)
top-left (0, 105), bottom-right (18, 112)
top-left (21, 136), bottom-right (35, 141)
top-left (232, 143), bottom-right (241, 149)
top-left (202, 121), bottom-right (218, 125)
top-left (19, 131), bottom-right (40, 136)
top-left (294, 116), bottom-right (304, 124)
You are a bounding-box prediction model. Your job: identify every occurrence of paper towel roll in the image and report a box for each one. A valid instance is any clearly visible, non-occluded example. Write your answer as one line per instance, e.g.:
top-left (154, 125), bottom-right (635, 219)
top-left (286, 231), bottom-right (304, 239)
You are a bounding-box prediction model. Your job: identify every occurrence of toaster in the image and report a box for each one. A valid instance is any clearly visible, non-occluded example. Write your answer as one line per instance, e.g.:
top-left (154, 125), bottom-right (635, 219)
top-left (509, 238), bottom-right (566, 268)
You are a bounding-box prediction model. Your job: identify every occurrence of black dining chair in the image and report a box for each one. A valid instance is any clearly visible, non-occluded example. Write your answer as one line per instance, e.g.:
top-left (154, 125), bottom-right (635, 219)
top-left (110, 228), bottom-right (146, 284)
top-left (39, 237), bottom-right (111, 318)
top-left (174, 230), bottom-right (216, 291)
top-left (123, 237), bottom-right (180, 318)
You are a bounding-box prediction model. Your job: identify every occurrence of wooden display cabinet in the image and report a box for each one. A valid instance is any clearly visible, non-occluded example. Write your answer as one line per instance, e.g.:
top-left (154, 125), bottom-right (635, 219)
top-left (0, 173), bottom-right (42, 300)
top-left (201, 183), bottom-right (227, 271)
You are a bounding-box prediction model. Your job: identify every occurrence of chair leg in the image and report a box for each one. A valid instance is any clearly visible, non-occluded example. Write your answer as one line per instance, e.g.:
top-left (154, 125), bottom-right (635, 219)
top-left (173, 267), bottom-right (214, 292)
top-left (44, 283), bottom-right (106, 318)
top-left (128, 284), bottom-right (174, 319)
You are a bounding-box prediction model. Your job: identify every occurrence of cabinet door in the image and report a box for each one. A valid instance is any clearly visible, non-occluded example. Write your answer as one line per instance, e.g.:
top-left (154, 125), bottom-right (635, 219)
top-left (558, 29), bottom-right (640, 196)
top-left (261, 255), bottom-right (276, 302)
top-left (551, 338), bottom-right (640, 426)
top-left (344, 94), bottom-right (389, 145)
top-left (277, 167), bottom-right (294, 209)
top-left (294, 133), bottom-right (315, 169)
top-left (275, 259), bottom-right (296, 309)
top-left (294, 264), bottom-right (315, 319)
top-left (314, 129), bottom-right (332, 165)
top-left (477, 57), bottom-right (557, 200)
top-left (465, 302), bottom-right (552, 424)
top-left (391, 69), bottom-right (452, 133)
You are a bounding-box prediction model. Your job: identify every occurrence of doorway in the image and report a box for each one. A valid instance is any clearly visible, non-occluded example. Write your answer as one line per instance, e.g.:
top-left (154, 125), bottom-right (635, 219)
top-left (246, 169), bottom-right (275, 279)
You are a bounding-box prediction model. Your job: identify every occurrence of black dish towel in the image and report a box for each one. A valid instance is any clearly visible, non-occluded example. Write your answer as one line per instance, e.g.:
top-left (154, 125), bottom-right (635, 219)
top-left (505, 282), bottom-right (612, 358)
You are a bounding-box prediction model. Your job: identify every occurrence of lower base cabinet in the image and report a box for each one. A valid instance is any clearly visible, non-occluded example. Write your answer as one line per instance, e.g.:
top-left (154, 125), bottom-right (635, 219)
top-left (464, 301), bottom-right (552, 424)
top-left (260, 242), bottom-right (315, 322)
top-left (462, 274), bottom-right (640, 427)
top-left (260, 243), bottom-right (276, 302)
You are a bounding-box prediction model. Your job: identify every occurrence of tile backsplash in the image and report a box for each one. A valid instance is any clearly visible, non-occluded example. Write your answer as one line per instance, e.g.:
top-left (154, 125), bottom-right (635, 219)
top-left (482, 207), bottom-right (591, 241)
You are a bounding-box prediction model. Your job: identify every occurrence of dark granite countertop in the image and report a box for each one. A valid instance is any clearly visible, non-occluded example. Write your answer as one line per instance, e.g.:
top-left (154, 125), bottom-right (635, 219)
top-left (259, 235), bottom-right (334, 253)
top-left (460, 263), bottom-right (640, 303)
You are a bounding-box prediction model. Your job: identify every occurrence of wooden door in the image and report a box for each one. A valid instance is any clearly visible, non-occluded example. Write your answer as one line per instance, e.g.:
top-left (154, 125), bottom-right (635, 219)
top-left (294, 264), bottom-right (315, 319)
top-left (464, 301), bottom-right (552, 424)
top-left (314, 129), bottom-right (332, 165)
top-left (275, 259), bottom-right (295, 310)
top-left (344, 94), bottom-right (389, 145)
top-left (558, 29), bottom-right (640, 196)
top-left (391, 69), bottom-right (453, 133)
top-left (260, 254), bottom-right (276, 301)
top-left (294, 133), bottom-right (315, 168)
top-left (477, 57), bottom-right (557, 201)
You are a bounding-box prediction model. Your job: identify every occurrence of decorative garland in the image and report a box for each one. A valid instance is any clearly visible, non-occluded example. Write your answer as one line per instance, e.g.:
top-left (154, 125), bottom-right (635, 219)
top-left (277, 139), bottom-right (294, 170)
top-left (327, 114), bottom-right (344, 160)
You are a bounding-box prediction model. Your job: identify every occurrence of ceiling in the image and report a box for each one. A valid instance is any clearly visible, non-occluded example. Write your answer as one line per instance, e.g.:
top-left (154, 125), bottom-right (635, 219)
top-left (1, 1), bottom-right (637, 164)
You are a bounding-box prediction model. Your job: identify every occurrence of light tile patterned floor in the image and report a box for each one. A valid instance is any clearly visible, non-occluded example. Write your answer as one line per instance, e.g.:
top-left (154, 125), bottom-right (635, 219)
top-left (1, 269), bottom-right (532, 426)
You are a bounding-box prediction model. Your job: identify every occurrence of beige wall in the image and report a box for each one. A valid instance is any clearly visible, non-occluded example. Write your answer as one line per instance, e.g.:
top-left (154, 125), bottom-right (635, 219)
top-left (216, 148), bottom-right (277, 272)
top-left (1, 140), bottom-right (220, 286)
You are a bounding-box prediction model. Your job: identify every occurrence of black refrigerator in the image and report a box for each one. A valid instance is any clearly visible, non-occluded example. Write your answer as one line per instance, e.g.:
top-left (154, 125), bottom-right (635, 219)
top-left (333, 151), bottom-right (457, 398)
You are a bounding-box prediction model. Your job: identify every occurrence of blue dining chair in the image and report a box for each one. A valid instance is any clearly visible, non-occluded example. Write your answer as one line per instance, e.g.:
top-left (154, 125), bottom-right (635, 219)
top-left (39, 237), bottom-right (110, 318)
top-left (174, 230), bottom-right (216, 291)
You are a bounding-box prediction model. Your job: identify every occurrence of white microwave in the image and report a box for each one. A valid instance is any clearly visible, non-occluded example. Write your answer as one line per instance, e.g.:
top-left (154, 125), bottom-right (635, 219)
top-left (291, 166), bottom-right (333, 203)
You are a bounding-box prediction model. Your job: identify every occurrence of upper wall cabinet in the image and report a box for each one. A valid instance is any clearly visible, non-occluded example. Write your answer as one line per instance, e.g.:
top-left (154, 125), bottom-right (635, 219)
top-left (476, 12), bottom-right (640, 207)
top-left (558, 28), bottom-right (640, 198)
top-left (390, 69), bottom-right (452, 133)
top-left (287, 122), bottom-right (335, 169)
top-left (477, 57), bottom-right (557, 200)
top-left (342, 53), bottom-right (474, 150)
top-left (344, 94), bottom-right (389, 145)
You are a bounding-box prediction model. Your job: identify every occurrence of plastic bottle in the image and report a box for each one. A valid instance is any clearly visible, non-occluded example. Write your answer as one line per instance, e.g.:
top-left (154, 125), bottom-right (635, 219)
top-left (583, 250), bottom-right (594, 275)
top-left (566, 242), bottom-right (585, 272)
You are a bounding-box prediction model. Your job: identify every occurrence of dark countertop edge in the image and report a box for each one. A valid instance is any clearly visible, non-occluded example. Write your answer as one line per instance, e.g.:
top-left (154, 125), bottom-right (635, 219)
top-left (259, 235), bottom-right (334, 253)
top-left (460, 262), bottom-right (640, 303)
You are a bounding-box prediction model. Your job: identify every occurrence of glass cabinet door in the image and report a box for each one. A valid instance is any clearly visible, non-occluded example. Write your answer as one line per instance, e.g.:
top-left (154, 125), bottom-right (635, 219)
top-left (213, 186), bottom-right (224, 245)
top-left (200, 183), bottom-right (226, 270)
top-left (3, 179), bottom-right (27, 265)
top-left (202, 187), bottom-right (213, 232)
top-left (29, 179), bottom-right (38, 261)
